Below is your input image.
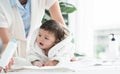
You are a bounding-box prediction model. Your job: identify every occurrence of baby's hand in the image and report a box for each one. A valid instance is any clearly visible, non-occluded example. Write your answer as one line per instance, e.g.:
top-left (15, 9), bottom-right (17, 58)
top-left (44, 60), bottom-right (59, 66)
top-left (32, 61), bottom-right (43, 67)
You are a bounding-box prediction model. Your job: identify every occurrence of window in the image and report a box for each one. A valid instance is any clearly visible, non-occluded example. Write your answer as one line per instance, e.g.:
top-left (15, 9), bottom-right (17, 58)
top-left (68, 0), bottom-right (120, 59)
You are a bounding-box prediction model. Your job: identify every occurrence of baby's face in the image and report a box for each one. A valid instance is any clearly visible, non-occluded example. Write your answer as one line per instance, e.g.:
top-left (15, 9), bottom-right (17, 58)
top-left (36, 29), bottom-right (56, 51)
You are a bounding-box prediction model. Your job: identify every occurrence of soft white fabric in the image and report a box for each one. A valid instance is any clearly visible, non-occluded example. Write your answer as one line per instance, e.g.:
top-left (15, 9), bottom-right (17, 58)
top-left (27, 28), bottom-right (75, 64)
top-left (0, 0), bottom-right (56, 58)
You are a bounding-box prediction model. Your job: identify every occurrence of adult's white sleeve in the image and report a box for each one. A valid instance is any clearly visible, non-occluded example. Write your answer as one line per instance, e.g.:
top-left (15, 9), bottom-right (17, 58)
top-left (0, 7), bottom-right (9, 28)
top-left (45, 0), bottom-right (57, 9)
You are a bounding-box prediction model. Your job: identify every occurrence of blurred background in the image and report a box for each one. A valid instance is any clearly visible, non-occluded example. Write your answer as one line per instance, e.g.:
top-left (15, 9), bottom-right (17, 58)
top-left (59, 0), bottom-right (120, 59)
top-left (1, 0), bottom-right (120, 60)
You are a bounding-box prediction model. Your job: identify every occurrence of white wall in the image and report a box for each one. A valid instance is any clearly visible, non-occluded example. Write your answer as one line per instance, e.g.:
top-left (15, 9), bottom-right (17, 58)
top-left (68, 0), bottom-right (120, 58)
top-left (93, 0), bottom-right (120, 30)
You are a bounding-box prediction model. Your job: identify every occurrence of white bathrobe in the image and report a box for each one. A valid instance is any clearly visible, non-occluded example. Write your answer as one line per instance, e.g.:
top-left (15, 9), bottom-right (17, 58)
top-left (0, 0), bottom-right (56, 58)
top-left (27, 28), bottom-right (75, 65)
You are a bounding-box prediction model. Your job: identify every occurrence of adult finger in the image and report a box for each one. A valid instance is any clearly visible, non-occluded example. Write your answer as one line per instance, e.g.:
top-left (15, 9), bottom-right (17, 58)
top-left (0, 67), bottom-right (3, 72)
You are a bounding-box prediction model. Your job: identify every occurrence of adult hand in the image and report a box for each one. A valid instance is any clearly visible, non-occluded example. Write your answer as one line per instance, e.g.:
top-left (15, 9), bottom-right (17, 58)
top-left (0, 58), bottom-right (14, 73)
top-left (0, 67), bottom-right (2, 72)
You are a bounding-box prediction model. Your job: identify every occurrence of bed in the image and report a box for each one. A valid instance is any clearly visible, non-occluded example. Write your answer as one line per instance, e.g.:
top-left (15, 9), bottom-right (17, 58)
top-left (2, 57), bottom-right (120, 74)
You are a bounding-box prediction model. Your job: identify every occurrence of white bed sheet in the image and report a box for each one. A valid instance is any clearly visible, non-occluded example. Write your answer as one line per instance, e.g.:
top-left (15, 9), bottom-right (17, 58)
top-left (2, 57), bottom-right (120, 74)
top-left (5, 65), bottom-right (120, 74)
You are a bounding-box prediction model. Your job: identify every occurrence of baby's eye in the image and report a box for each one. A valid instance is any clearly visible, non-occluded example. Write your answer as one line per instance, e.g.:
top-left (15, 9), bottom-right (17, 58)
top-left (45, 37), bottom-right (49, 40)
top-left (39, 34), bottom-right (41, 37)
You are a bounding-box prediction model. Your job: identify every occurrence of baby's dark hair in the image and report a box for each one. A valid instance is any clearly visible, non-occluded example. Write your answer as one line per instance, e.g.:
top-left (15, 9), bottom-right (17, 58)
top-left (40, 19), bottom-right (65, 42)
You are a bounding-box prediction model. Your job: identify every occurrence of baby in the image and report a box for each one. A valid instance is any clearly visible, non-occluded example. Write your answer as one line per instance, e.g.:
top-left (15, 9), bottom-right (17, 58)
top-left (27, 19), bottom-right (75, 67)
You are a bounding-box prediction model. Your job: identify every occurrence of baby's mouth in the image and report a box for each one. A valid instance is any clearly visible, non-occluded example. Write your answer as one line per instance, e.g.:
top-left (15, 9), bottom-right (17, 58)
top-left (39, 42), bottom-right (43, 46)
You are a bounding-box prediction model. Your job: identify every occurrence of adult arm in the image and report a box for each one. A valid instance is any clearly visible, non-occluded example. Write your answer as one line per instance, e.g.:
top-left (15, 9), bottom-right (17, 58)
top-left (0, 28), bottom-right (9, 53)
top-left (0, 28), bottom-right (14, 73)
top-left (0, 5), bottom-right (13, 72)
top-left (49, 0), bottom-right (65, 25)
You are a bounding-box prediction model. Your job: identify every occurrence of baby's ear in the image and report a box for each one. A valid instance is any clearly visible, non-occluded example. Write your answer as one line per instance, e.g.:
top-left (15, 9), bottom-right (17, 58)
top-left (56, 39), bottom-right (60, 43)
